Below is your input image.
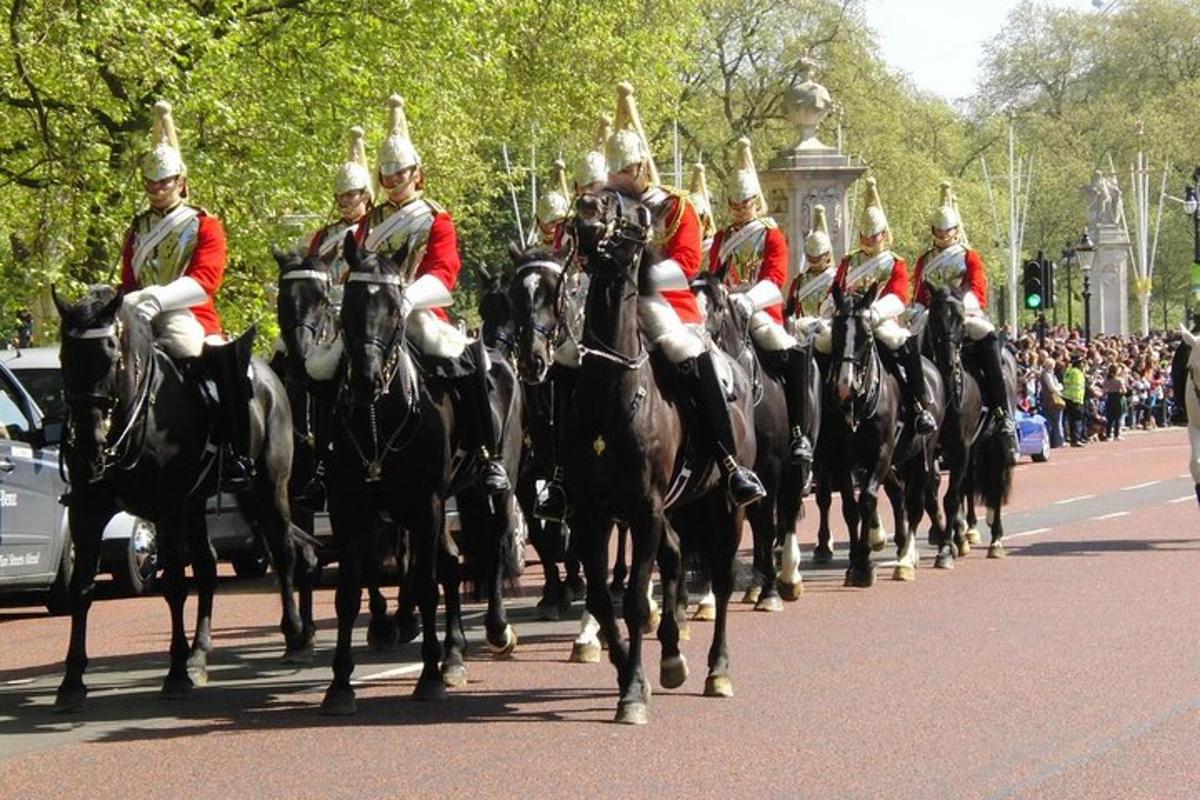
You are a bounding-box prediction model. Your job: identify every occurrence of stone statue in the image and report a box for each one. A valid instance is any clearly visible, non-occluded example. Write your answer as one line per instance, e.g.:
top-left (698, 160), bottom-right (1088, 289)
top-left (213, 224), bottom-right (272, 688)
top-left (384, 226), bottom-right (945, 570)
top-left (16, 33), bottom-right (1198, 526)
top-left (783, 57), bottom-right (833, 151)
top-left (1082, 170), bottom-right (1123, 227)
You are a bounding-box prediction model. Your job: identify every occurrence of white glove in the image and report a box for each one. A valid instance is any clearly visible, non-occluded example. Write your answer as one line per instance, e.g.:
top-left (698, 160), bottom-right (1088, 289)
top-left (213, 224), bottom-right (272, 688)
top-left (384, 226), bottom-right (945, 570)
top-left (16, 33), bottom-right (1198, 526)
top-left (123, 290), bottom-right (162, 323)
top-left (400, 295), bottom-right (414, 318)
top-left (730, 292), bottom-right (754, 318)
top-left (866, 306), bottom-right (881, 327)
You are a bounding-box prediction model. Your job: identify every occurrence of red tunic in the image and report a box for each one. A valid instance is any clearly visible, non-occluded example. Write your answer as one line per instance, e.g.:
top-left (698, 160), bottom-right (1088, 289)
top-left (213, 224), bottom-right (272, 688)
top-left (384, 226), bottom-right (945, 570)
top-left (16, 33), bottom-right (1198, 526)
top-left (654, 194), bottom-right (703, 324)
top-left (831, 251), bottom-right (911, 305)
top-left (120, 212), bottom-right (226, 336)
top-left (708, 223), bottom-right (788, 323)
top-left (912, 247), bottom-right (988, 308)
top-left (355, 204), bottom-right (461, 322)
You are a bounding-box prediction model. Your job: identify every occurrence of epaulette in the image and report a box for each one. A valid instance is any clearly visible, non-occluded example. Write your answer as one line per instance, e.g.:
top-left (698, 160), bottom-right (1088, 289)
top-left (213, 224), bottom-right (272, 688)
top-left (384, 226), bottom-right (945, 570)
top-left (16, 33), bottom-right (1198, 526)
top-left (422, 196), bottom-right (446, 215)
top-left (761, 216), bottom-right (778, 230)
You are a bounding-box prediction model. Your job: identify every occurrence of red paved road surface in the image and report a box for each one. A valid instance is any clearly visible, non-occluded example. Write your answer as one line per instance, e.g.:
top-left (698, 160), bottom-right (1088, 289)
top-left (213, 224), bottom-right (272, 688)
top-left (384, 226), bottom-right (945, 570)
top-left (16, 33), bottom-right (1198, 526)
top-left (1, 428), bottom-right (1196, 799)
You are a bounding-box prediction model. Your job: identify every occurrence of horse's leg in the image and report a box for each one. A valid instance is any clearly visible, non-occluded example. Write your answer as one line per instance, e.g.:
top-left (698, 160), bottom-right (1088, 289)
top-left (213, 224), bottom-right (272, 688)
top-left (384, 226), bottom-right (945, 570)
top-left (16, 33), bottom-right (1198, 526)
top-left (656, 514), bottom-right (689, 690)
top-left (54, 498), bottom-right (108, 712)
top-left (366, 586), bottom-right (396, 650)
top-left (321, 503), bottom-right (364, 715)
top-left (523, 471), bottom-right (564, 620)
top-left (611, 522), bottom-right (629, 596)
top-left (965, 473), bottom-right (982, 546)
top-left (937, 449), bottom-right (964, 570)
top-left (703, 496), bottom-right (739, 699)
top-left (813, 467), bottom-right (835, 563)
top-left (185, 503), bottom-right (217, 684)
top-left (246, 481), bottom-right (309, 661)
top-left (437, 538), bottom-right (468, 689)
top-left (986, 465), bottom-right (1009, 560)
top-left (158, 509), bottom-right (193, 699)
top-left (411, 497), bottom-right (448, 702)
top-left (565, 552), bottom-right (585, 599)
top-left (692, 563), bottom-right (716, 621)
top-left (838, 472), bottom-right (868, 587)
top-left (576, 512), bottom-right (627, 693)
top-left (615, 500), bottom-right (662, 724)
top-left (748, 496), bottom-right (783, 612)
top-left (778, 472), bottom-right (805, 600)
top-left (392, 525), bottom-right (421, 645)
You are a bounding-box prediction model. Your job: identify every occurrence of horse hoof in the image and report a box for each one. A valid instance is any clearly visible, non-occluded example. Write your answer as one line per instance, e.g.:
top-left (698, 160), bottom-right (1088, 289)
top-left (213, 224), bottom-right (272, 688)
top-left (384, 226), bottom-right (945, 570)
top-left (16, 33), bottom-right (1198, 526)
top-left (186, 664), bottom-right (209, 687)
top-left (988, 542), bottom-right (1007, 559)
top-left (778, 580), bottom-right (804, 601)
top-left (282, 642), bottom-right (315, 665)
top-left (395, 613), bottom-right (421, 645)
top-left (615, 701), bottom-right (648, 725)
top-left (812, 545), bottom-right (834, 565)
top-left (412, 674), bottom-right (448, 702)
top-left (160, 675), bottom-right (193, 700)
top-left (741, 585), bottom-right (761, 605)
top-left (367, 617), bottom-right (399, 652)
top-left (755, 594), bottom-right (784, 613)
top-left (535, 599), bottom-right (561, 622)
top-left (934, 552), bottom-right (955, 570)
top-left (868, 528), bottom-right (887, 552)
top-left (965, 527), bottom-right (982, 546)
top-left (704, 674), bottom-right (734, 698)
top-left (956, 538), bottom-right (972, 558)
top-left (892, 564), bottom-right (916, 582)
top-left (569, 641), bottom-right (601, 663)
top-left (441, 661), bottom-right (468, 688)
top-left (53, 684), bottom-right (87, 714)
top-left (486, 625), bottom-right (518, 659)
top-left (660, 654), bottom-right (690, 690)
top-left (643, 607), bottom-right (662, 635)
top-left (843, 568), bottom-right (875, 588)
top-left (320, 686), bottom-right (357, 716)
top-left (692, 603), bottom-right (716, 622)
top-left (676, 622), bottom-right (691, 642)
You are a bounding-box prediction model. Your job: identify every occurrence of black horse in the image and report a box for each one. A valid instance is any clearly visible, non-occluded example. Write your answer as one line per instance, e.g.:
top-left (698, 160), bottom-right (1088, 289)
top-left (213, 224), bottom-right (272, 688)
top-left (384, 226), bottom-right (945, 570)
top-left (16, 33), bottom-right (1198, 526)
top-left (565, 189), bottom-right (755, 724)
top-left (478, 257), bottom-right (585, 621)
top-left (52, 287), bottom-right (314, 711)
top-left (691, 272), bottom-right (815, 607)
top-left (926, 286), bottom-right (1015, 559)
top-left (320, 235), bottom-right (521, 714)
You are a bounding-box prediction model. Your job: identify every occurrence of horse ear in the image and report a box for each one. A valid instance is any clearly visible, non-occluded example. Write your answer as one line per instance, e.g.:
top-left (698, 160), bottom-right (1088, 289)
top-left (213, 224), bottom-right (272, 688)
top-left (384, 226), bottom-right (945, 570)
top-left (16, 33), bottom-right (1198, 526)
top-left (343, 231), bottom-right (361, 271)
top-left (271, 244), bottom-right (288, 269)
top-left (507, 240), bottom-right (524, 264)
top-left (50, 284), bottom-right (68, 319)
top-left (102, 289), bottom-right (124, 320)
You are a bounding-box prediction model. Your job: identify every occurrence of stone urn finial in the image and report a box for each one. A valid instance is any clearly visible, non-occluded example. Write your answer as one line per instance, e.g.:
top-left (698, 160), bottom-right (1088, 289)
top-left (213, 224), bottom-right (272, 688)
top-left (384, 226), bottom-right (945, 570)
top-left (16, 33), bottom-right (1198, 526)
top-left (784, 57), bottom-right (833, 151)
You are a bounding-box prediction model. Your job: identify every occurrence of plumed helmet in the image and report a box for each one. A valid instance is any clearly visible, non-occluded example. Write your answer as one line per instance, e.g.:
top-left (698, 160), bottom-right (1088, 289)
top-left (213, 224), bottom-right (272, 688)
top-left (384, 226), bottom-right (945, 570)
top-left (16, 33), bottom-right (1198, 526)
top-left (804, 204), bottom-right (832, 258)
top-left (377, 94), bottom-right (420, 177)
top-left (858, 176), bottom-right (889, 238)
top-left (605, 82), bottom-right (659, 183)
top-left (334, 126), bottom-right (372, 195)
top-left (537, 158), bottom-right (571, 225)
top-left (573, 113), bottom-right (611, 191)
top-left (688, 162), bottom-right (713, 220)
top-left (142, 100), bottom-right (186, 181)
top-left (727, 137), bottom-right (764, 206)
top-left (931, 180), bottom-right (960, 231)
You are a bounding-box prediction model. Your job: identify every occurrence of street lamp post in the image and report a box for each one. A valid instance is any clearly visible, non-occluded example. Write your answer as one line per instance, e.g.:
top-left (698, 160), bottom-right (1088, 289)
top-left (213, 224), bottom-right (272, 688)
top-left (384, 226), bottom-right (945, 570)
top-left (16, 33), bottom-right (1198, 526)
top-left (1185, 168), bottom-right (1199, 329)
top-left (1076, 229), bottom-right (1096, 344)
top-left (1061, 243), bottom-right (1075, 331)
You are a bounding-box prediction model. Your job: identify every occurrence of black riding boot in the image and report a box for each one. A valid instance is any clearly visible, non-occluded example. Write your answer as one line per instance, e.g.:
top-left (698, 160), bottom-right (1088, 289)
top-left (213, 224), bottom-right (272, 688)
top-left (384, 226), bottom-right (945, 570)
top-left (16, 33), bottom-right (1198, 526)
top-left (456, 341), bottom-right (510, 496)
top-left (779, 346), bottom-right (815, 467)
top-left (882, 338), bottom-right (936, 435)
top-left (202, 327), bottom-right (256, 493)
top-left (294, 384), bottom-right (333, 510)
top-left (534, 368), bottom-right (577, 523)
top-left (1171, 341), bottom-right (1191, 425)
top-left (686, 351), bottom-right (766, 507)
top-left (977, 332), bottom-right (1020, 466)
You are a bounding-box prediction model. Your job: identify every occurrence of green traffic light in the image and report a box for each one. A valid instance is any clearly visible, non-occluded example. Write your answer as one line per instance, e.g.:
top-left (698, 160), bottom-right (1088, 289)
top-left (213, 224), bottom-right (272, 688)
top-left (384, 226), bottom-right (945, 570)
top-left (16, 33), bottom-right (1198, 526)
top-left (1028, 294), bottom-right (1042, 309)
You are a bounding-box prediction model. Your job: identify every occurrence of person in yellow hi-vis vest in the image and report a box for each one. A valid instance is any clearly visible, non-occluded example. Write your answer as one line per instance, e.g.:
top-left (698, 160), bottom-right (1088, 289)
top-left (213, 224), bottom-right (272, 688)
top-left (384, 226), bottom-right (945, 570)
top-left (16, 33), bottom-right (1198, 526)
top-left (1062, 353), bottom-right (1087, 447)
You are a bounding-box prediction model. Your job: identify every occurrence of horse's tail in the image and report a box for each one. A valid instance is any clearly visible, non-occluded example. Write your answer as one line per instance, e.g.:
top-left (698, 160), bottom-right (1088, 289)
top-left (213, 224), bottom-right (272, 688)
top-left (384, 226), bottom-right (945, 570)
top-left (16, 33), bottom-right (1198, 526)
top-left (972, 433), bottom-right (1013, 508)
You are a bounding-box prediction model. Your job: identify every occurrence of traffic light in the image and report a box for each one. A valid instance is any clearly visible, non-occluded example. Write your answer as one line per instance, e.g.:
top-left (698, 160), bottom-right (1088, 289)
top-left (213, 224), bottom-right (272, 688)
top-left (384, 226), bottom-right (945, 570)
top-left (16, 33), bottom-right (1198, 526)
top-left (1023, 259), bottom-right (1044, 309)
top-left (1041, 254), bottom-right (1055, 309)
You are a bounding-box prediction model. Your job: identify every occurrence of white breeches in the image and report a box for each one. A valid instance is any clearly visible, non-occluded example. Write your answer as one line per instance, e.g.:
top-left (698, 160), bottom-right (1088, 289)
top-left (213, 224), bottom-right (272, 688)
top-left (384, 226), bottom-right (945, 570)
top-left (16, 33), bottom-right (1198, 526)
top-left (964, 311), bottom-right (995, 341)
top-left (813, 315), bottom-right (907, 354)
top-left (152, 309), bottom-right (221, 360)
top-left (638, 295), bottom-right (704, 363)
top-left (749, 312), bottom-right (797, 352)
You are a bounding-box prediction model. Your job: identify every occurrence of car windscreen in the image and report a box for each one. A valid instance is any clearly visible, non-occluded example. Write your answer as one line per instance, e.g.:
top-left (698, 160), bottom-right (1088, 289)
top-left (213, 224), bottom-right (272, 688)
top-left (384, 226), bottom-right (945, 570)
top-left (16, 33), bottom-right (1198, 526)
top-left (10, 367), bottom-right (64, 423)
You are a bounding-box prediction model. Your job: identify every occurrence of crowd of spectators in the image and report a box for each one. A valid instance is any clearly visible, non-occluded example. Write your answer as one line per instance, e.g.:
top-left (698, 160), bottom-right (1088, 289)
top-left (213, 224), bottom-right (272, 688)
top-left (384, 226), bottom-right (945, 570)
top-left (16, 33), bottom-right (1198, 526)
top-left (1009, 325), bottom-right (1181, 449)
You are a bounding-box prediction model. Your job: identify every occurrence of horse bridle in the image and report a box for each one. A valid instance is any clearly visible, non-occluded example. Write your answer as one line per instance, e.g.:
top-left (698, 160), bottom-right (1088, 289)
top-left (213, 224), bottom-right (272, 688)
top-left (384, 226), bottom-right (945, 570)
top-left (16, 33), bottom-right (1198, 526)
top-left (62, 318), bottom-right (156, 482)
top-left (832, 310), bottom-right (882, 428)
top-left (279, 268), bottom-right (335, 351)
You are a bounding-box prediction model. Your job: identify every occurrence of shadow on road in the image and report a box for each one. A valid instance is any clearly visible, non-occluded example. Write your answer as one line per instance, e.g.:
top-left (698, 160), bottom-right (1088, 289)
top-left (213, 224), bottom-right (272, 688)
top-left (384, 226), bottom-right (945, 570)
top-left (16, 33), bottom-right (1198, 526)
top-left (1014, 538), bottom-right (1198, 557)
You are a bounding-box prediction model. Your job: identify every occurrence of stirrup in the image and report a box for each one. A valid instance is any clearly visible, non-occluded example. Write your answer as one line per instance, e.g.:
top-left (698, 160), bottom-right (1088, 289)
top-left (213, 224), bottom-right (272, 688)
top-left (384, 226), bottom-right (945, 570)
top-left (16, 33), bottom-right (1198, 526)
top-left (722, 456), bottom-right (766, 508)
top-left (478, 453), bottom-right (510, 496)
top-left (913, 404), bottom-right (937, 434)
top-left (534, 480), bottom-right (569, 524)
top-left (221, 454), bottom-right (255, 493)
top-left (790, 428), bottom-right (814, 467)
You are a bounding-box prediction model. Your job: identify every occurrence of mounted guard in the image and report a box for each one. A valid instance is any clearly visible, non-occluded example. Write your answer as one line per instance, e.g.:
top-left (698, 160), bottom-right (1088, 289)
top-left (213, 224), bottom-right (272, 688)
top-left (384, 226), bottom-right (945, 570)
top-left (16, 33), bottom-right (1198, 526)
top-left (822, 177), bottom-right (936, 435)
top-left (118, 100), bottom-right (254, 491)
top-left (784, 203), bottom-right (835, 340)
top-left (688, 161), bottom-right (717, 259)
top-left (605, 82), bottom-right (764, 506)
top-left (357, 94), bottom-right (509, 495)
top-left (533, 158), bottom-right (571, 253)
top-left (292, 125), bottom-right (375, 508)
top-left (708, 137), bottom-right (814, 469)
top-left (912, 180), bottom-right (1019, 464)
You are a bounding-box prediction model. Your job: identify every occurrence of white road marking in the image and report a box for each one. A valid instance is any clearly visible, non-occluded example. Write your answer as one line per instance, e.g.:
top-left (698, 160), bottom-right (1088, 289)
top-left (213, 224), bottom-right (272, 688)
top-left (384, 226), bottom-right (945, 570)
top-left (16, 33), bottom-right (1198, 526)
top-left (1006, 527), bottom-right (1050, 540)
top-left (1093, 511), bottom-right (1131, 521)
top-left (1054, 494), bottom-right (1094, 505)
top-left (352, 663), bottom-right (423, 685)
top-left (1169, 495), bottom-right (1195, 504)
top-left (1121, 481), bottom-right (1160, 491)
top-left (3, 678), bottom-right (34, 686)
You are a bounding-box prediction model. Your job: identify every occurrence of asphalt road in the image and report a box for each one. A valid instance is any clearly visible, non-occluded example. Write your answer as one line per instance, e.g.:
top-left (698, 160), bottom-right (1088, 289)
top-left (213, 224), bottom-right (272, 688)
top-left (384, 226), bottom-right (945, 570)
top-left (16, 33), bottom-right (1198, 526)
top-left (0, 427), bottom-right (1196, 799)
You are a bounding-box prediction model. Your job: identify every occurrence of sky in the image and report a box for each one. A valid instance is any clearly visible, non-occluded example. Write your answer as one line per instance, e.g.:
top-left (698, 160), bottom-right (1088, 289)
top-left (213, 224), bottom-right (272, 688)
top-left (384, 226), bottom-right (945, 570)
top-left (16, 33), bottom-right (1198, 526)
top-left (865, 0), bottom-right (1112, 102)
